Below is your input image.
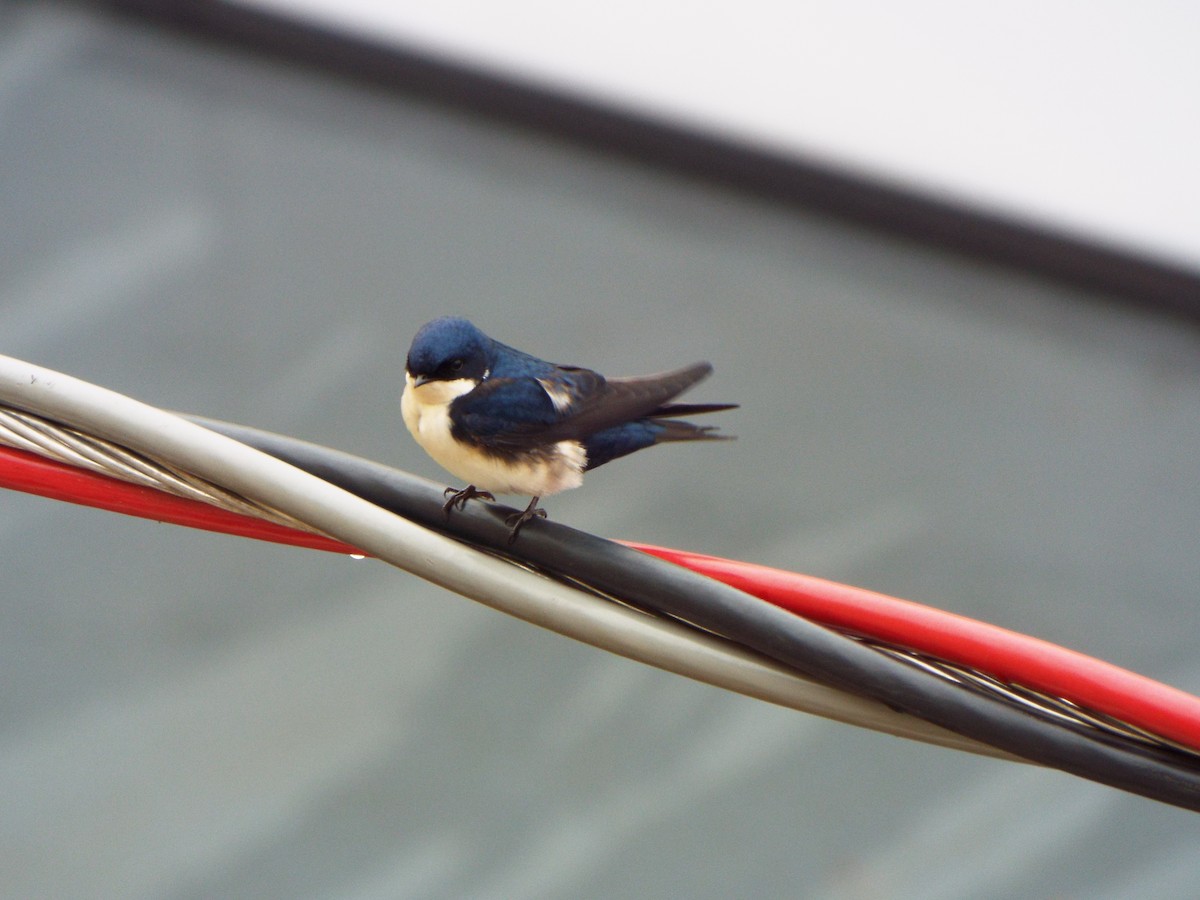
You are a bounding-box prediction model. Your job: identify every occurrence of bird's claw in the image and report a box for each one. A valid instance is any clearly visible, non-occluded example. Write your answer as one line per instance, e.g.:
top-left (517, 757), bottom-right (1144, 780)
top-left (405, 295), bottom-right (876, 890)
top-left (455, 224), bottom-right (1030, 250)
top-left (442, 484), bottom-right (495, 514)
top-left (441, 487), bottom-right (546, 543)
top-left (505, 497), bottom-right (547, 544)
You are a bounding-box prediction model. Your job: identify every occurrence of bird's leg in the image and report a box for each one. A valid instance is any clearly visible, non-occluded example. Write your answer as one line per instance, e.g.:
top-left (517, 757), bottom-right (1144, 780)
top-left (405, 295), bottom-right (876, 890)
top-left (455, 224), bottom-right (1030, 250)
top-left (442, 484), bottom-right (495, 514)
top-left (505, 496), bottom-right (547, 543)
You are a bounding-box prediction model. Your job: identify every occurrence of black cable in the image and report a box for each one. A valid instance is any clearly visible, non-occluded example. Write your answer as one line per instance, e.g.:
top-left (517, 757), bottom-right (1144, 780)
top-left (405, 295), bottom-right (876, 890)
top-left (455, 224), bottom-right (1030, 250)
top-left (191, 415), bottom-right (1200, 812)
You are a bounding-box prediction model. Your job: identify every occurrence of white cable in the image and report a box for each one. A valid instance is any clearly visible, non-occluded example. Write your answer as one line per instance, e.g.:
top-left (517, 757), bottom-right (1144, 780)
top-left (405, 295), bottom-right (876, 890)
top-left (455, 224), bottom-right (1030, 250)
top-left (0, 354), bottom-right (1019, 759)
top-left (0, 405), bottom-right (317, 531)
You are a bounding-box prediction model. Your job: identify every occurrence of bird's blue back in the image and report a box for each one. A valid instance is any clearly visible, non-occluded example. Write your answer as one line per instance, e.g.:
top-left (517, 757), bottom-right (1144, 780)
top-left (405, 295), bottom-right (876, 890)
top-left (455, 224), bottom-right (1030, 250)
top-left (408, 316), bottom-right (722, 470)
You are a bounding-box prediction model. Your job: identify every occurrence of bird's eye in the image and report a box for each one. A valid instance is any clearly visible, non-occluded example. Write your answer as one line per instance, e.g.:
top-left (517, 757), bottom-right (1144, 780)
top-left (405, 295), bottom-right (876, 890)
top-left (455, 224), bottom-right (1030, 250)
top-left (448, 359), bottom-right (464, 372)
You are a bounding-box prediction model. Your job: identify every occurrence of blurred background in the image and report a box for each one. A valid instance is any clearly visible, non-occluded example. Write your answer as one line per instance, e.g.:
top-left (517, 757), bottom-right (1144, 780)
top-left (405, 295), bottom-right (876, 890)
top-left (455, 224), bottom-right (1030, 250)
top-left (2, 1), bottom-right (1200, 896)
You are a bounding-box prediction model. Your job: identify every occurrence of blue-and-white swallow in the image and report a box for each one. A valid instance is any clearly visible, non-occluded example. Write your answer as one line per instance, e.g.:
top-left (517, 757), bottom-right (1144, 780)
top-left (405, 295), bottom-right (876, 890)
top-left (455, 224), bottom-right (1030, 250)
top-left (401, 316), bottom-right (737, 541)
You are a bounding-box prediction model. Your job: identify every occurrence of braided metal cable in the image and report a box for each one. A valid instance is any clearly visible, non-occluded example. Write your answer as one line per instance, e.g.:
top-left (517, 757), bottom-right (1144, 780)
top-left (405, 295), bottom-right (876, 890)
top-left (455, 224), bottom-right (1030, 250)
top-left (0, 404), bottom-right (321, 536)
top-left (864, 640), bottom-right (1200, 761)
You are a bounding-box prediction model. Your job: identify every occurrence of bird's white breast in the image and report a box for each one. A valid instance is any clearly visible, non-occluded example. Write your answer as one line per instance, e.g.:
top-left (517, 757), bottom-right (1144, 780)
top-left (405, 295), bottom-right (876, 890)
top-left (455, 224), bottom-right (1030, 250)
top-left (401, 375), bottom-right (586, 497)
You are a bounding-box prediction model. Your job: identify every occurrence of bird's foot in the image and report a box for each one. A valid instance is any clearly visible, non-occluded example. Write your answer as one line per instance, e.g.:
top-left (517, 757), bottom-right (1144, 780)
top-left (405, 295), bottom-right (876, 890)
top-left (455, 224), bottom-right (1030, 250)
top-left (443, 484), bottom-right (495, 514)
top-left (505, 496), bottom-right (547, 544)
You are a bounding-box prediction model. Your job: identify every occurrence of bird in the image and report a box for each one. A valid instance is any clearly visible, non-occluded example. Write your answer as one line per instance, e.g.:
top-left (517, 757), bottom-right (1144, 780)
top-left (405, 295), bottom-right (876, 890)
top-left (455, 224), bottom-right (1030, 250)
top-left (401, 316), bottom-right (737, 542)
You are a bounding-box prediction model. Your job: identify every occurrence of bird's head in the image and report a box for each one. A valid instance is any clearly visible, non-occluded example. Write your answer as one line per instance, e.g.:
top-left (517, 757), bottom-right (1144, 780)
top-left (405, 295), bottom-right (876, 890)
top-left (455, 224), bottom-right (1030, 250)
top-left (405, 317), bottom-right (492, 393)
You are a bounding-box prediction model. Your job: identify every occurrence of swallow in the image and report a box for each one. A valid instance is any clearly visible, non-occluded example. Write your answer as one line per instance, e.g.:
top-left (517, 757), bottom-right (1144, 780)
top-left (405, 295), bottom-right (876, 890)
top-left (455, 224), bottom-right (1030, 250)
top-left (401, 316), bottom-right (737, 541)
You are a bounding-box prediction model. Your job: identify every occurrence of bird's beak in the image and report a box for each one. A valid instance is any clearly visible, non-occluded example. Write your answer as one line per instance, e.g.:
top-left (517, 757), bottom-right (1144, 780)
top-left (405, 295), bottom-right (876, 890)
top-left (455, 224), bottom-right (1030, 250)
top-left (410, 373), bottom-right (432, 388)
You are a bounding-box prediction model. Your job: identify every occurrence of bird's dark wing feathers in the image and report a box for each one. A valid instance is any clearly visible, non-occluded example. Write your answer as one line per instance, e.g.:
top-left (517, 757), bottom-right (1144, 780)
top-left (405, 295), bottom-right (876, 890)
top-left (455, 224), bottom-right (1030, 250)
top-left (452, 361), bottom-right (725, 450)
top-left (532, 361), bottom-right (716, 443)
top-left (450, 377), bottom-right (561, 444)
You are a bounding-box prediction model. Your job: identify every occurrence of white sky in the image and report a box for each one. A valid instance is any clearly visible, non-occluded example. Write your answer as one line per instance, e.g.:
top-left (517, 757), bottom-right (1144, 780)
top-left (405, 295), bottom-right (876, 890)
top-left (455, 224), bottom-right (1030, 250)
top-left (240, 0), bottom-right (1200, 268)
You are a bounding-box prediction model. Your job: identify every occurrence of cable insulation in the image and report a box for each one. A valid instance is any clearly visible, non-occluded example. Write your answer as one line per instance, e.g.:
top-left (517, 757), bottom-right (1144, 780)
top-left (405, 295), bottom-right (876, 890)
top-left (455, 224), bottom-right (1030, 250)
top-left (179, 413), bottom-right (1200, 810)
top-left (630, 544), bottom-right (1200, 753)
top-left (3, 362), bottom-right (1200, 808)
top-left (0, 387), bottom-right (999, 759)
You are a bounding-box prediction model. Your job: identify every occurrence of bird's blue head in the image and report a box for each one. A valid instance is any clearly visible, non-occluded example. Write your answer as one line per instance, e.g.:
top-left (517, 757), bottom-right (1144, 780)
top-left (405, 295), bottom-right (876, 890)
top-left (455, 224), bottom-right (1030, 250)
top-left (405, 316), bottom-right (493, 387)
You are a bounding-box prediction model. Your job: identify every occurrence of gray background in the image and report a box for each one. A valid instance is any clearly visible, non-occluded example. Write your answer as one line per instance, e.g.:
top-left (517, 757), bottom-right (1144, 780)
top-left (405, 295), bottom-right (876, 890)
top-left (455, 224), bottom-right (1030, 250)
top-left (2, 2), bottom-right (1200, 897)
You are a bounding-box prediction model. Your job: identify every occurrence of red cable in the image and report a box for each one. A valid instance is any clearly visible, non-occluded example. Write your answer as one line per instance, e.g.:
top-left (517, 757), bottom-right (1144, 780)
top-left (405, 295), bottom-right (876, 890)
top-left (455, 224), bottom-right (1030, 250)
top-left (4, 443), bottom-right (1200, 752)
top-left (627, 543), bottom-right (1200, 751)
top-left (0, 446), bottom-right (359, 555)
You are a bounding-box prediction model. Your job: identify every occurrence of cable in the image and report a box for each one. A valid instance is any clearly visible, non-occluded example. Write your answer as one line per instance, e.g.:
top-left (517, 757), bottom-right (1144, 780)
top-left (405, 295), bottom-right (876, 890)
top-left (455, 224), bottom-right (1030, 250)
top-left (0, 444), bottom-right (356, 554)
top-left (0, 363), bottom-right (1000, 762)
top-left (631, 544), bottom-right (1200, 753)
top-left (3, 356), bottom-right (1200, 809)
top-left (9, 423), bottom-right (1196, 757)
top-left (10, 432), bottom-right (1195, 761)
top-left (0, 405), bottom-right (316, 532)
top-left (177, 414), bottom-right (1200, 811)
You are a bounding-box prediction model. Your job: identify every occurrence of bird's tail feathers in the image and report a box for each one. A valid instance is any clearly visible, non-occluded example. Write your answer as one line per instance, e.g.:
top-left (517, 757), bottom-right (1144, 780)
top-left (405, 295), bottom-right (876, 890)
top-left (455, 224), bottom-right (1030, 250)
top-left (652, 418), bottom-right (736, 443)
top-left (646, 401), bottom-right (739, 419)
top-left (648, 398), bottom-right (738, 443)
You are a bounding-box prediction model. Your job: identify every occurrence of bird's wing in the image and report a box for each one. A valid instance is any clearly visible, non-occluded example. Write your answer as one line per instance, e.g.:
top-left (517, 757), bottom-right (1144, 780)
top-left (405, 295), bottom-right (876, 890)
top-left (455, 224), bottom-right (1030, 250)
top-left (449, 370), bottom-right (591, 449)
top-left (452, 362), bottom-right (715, 449)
